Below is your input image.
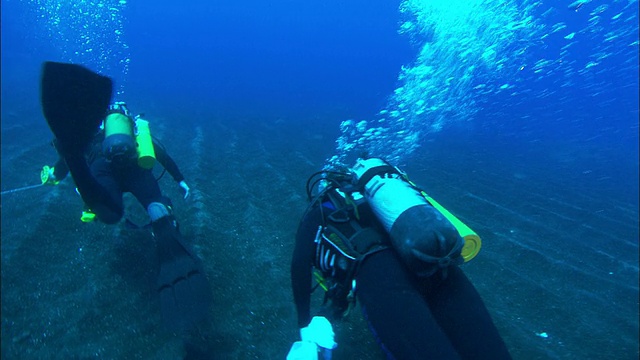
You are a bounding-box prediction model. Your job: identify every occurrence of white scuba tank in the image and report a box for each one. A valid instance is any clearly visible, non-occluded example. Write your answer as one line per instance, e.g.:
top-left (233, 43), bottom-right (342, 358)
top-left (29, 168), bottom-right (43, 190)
top-left (351, 158), bottom-right (464, 277)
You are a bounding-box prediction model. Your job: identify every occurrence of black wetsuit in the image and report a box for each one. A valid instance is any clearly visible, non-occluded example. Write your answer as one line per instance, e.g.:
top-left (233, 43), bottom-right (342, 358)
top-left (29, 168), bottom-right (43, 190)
top-left (52, 132), bottom-right (185, 224)
top-left (291, 202), bottom-right (513, 360)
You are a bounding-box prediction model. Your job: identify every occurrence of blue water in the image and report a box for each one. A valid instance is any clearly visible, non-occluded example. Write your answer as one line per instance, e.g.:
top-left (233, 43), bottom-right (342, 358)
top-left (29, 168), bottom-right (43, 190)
top-left (1, 0), bottom-right (638, 359)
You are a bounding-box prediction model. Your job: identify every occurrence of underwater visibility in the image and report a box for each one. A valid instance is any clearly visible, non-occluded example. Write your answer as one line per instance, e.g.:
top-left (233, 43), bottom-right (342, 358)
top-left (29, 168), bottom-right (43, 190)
top-left (1, 0), bottom-right (638, 359)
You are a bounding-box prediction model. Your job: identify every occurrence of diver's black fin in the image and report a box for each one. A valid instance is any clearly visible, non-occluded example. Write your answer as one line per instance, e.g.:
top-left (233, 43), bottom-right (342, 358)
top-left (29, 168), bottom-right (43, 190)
top-left (153, 217), bottom-right (212, 333)
top-left (158, 255), bottom-right (212, 332)
top-left (40, 61), bottom-right (112, 155)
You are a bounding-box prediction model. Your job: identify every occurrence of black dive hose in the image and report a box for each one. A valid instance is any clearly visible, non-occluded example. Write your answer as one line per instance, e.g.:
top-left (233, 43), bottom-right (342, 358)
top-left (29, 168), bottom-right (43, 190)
top-left (305, 170), bottom-right (352, 201)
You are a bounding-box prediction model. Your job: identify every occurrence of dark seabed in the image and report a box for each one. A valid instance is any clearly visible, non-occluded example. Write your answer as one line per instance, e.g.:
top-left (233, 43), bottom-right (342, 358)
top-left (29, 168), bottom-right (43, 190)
top-left (2, 111), bottom-right (638, 359)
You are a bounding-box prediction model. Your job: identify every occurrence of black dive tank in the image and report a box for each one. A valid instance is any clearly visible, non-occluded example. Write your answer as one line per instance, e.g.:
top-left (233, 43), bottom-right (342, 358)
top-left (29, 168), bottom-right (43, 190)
top-left (351, 158), bottom-right (464, 277)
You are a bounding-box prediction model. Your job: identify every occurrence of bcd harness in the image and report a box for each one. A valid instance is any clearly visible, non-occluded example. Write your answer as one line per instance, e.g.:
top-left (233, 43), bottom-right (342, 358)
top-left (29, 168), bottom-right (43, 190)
top-left (312, 186), bottom-right (389, 317)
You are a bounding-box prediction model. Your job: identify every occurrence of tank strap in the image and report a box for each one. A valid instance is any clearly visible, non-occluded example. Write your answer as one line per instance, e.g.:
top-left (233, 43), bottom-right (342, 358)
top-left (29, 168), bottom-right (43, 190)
top-left (354, 163), bottom-right (399, 190)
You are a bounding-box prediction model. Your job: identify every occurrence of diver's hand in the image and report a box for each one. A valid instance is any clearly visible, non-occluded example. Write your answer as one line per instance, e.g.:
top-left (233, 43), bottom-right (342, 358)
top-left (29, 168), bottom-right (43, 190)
top-left (179, 180), bottom-right (190, 199)
top-left (286, 340), bottom-right (318, 360)
top-left (40, 165), bottom-right (59, 185)
top-left (300, 316), bottom-right (337, 359)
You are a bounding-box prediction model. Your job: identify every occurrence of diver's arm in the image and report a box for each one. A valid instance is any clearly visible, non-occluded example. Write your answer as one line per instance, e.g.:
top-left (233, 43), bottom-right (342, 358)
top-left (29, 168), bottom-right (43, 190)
top-left (153, 140), bottom-right (185, 183)
top-left (288, 205), bottom-right (338, 359)
top-left (291, 207), bottom-right (321, 328)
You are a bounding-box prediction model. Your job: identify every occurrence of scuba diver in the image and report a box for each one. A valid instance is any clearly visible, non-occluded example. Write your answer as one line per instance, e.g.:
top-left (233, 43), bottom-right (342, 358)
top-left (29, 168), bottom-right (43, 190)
top-left (41, 103), bottom-right (191, 223)
top-left (39, 61), bottom-right (211, 333)
top-left (288, 158), bottom-right (512, 359)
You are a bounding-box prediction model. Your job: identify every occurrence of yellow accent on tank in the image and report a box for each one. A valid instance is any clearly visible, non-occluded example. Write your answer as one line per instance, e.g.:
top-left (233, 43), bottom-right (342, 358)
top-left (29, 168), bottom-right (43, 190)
top-left (135, 119), bottom-right (156, 169)
top-left (421, 192), bottom-right (482, 262)
top-left (104, 113), bottom-right (133, 138)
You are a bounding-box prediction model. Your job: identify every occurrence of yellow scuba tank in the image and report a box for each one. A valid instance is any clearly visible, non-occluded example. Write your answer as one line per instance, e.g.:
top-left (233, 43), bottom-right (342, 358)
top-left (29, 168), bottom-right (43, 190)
top-left (103, 110), bottom-right (137, 164)
top-left (351, 158), bottom-right (478, 277)
top-left (134, 117), bottom-right (156, 169)
top-left (103, 103), bottom-right (156, 169)
top-left (104, 112), bottom-right (134, 138)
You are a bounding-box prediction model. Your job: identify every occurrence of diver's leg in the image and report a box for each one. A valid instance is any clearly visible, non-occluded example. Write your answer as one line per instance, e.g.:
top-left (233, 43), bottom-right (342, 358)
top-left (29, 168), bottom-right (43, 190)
top-left (124, 168), bottom-right (185, 258)
top-left (426, 266), bottom-right (512, 360)
top-left (127, 168), bottom-right (211, 332)
top-left (356, 250), bottom-right (461, 360)
top-left (83, 157), bottom-right (124, 224)
top-left (124, 167), bottom-right (166, 213)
